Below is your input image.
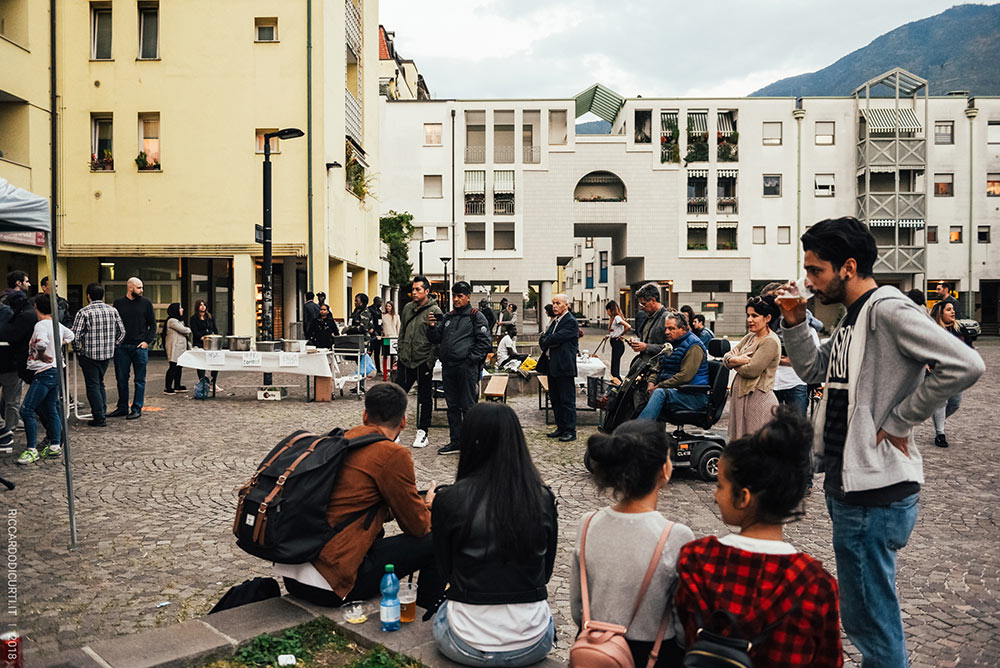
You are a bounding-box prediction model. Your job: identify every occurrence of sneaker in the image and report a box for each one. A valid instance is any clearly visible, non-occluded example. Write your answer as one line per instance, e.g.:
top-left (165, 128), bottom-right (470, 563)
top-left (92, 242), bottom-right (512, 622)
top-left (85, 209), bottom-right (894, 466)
top-left (16, 448), bottom-right (39, 465)
top-left (0, 433), bottom-right (13, 447)
top-left (437, 443), bottom-right (460, 456)
top-left (163, 389), bottom-right (176, 395)
top-left (412, 429), bottom-right (429, 449)
top-left (213, 383), bottom-right (224, 392)
top-left (934, 433), bottom-right (949, 448)
top-left (41, 443), bottom-right (62, 459)
top-left (175, 386), bottom-right (188, 392)
top-left (0, 429), bottom-right (12, 441)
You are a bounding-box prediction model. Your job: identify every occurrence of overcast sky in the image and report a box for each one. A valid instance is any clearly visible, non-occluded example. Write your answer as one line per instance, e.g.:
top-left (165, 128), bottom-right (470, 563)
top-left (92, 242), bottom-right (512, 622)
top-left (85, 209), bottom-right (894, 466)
top-left (379, 0), bottom-right (985, 101)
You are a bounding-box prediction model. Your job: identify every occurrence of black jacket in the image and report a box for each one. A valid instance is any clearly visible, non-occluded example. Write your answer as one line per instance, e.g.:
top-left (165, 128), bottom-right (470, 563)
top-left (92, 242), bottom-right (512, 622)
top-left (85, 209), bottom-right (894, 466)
top-left (303, 301), bottom-right (320, 333)
top-left (432, 477), bottom-right (557, 605)
top-left (306, 316), bottom-right (340, 349)
top-left (539, 312), bottom-right (579, 378)
top-left (189, 314), bottom-right (218, 347)
top-left (0, 294), bottom-right (38, 376)
top-left (426, 304), bottom-right (491, 367)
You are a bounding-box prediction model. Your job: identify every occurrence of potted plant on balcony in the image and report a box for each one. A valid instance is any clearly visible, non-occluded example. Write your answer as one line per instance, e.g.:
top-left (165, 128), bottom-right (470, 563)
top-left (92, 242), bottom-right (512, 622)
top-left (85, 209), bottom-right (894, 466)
top-left (90, 154), bottom-right (103, 171)
top-left (344, 141), bottom-right (375, 203)
top-left (135, 151), bottom-right (160, 171)
top-left (101, 149), bottom-right (114, 170)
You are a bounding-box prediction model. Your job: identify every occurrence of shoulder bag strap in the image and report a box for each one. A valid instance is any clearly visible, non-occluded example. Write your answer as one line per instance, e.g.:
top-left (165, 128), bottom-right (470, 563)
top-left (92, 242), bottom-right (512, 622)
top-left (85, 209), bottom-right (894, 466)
top-left (578, 512), bottom-right (596, 627)
top-left (627, 521), bottom-right (674, 627)
top-left (644, 580), bottom-right (678, 668)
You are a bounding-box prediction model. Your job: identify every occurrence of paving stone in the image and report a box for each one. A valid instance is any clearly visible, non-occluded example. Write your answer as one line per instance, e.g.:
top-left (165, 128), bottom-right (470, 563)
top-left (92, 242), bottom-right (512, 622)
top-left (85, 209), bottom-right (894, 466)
top-left (32, 647), bottom-right (105, 668)
top-left (201, 597), bottom-right (315, 645)
top-left (88, 619), bottom-right (231, 668)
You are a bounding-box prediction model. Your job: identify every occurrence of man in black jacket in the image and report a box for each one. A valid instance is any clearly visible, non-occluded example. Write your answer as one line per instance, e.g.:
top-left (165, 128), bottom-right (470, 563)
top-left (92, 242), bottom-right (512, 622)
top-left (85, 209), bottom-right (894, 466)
top-left (40, 276), bottom-right (71, 327)
top-left (628, 283), bottom-right (670, 375)
top-left (110, 277), bottom-right (157, 420)
top-left (426, 281), bottom-right (491, 455)
top-left (303, 292), bottom-right (320, 333)
top-left (0, 291), bottom-right (37, 446)
top-left (539, 293), bottom-right (579, 441)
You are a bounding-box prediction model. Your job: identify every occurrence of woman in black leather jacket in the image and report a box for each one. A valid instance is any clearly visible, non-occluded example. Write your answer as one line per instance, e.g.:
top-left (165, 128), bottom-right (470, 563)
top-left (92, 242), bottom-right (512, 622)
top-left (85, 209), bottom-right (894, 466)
top-left (431, 403), bottom-right (557, 666)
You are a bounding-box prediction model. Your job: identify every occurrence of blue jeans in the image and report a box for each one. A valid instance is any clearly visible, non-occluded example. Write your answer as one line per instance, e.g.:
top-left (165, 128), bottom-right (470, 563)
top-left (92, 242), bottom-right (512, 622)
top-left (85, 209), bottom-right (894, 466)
top-left (19, 368), bottom-right (60, 450)
top-left (931, 392), bottom-right (962, 435)
top-left (827, 493), bottom-right (919, 668)
top-left (774, 384), bottom-right (809, 416)
top-left (638, 387), bottom-right (707, 421)
top-left (114, 344), bottom-right (148, 412)
top-left (433, 603), bottom-right (554, 667)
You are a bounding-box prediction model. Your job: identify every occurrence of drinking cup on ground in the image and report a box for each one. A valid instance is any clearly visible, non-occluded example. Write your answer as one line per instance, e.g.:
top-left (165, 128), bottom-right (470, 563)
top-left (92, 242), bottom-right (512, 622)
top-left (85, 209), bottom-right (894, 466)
top-left (399, 582), bottom-right (417, 623)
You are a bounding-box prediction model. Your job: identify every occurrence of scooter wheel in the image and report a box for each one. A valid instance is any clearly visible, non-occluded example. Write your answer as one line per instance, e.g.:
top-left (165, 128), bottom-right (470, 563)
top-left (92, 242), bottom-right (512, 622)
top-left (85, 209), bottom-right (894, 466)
top-left (698, 448), bottom-right (722, 482)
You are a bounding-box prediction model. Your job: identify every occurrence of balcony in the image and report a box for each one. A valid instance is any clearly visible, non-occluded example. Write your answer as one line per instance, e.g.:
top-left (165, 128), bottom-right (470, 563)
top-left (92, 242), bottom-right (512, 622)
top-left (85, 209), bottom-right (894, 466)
top-left (523, 146), bottom-right (540, 164)
top-left (345, 0), bottom-right (362, 56)
top-left (494, 145), bottom-right (515, 164)
top-left (345, 88), bottom-right (362, 145)
top-left (573, 200), bottom-right (627, 225)
top-left (494, 197), bottom-right (514, 215)
top-left (465, 146), bottom-right (485, 164)
top-left (687, 197), bottom-right (708, 214)
top-left (858, 192), bottom-right (925, 220)
top-left (857, 137), bottom-right (925, 170)
top-left (464, 197), bottom-right (485, 216)
top-left (717, 197), bottom-right (738, 214)
top-left (874, 245), bottom-right (926, 273)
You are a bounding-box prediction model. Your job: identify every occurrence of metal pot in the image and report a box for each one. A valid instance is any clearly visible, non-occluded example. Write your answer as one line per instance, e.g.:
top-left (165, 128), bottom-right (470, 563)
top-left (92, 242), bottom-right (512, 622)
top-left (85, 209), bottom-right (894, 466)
top-left (281, 339), bottom-right (307, 354)
top-left (255, 340), bottom-right (281, 352)
top-left (227, 336), bottom-right (251, 352)
top-left (202, 335), bottom-right (224, 351)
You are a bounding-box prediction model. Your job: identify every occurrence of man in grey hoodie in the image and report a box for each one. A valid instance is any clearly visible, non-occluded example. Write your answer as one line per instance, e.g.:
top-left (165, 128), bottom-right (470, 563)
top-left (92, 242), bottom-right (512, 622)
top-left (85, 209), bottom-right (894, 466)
top-left (779, 217), bottom-right (984, 668)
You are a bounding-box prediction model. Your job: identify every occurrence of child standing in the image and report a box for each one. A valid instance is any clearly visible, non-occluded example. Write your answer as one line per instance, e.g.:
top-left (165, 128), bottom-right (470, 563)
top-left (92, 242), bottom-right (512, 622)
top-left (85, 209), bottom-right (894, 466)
top-left (675, 406), bottom-right (842, 666)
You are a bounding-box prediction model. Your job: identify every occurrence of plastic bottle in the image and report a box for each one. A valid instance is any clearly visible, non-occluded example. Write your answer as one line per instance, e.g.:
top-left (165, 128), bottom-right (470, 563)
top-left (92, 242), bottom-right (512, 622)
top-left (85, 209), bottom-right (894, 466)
top-left (379, 564), bottom-right (401, 632)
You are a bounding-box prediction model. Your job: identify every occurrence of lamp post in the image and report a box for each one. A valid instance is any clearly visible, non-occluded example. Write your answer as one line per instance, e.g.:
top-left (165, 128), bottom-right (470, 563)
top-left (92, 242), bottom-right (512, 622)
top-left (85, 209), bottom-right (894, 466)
top-left (262, 127), bottom-right (304, 384)
top-left (440, 257), bottom-right (451, 298)
top-left (418, 239), bottom-right (435, 275)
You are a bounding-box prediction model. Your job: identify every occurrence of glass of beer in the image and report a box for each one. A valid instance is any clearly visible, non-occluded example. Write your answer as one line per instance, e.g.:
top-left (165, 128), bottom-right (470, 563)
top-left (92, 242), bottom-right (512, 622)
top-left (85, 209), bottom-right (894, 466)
top-left (399, 582), bottom-right (417, 623)
top-left (777, 274), bottom-right (814, 307)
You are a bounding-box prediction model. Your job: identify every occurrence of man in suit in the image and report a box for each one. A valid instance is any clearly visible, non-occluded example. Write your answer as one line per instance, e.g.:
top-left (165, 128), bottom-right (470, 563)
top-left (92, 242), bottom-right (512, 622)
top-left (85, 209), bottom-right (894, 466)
top-left (539, 293), bottom-right (578, 442)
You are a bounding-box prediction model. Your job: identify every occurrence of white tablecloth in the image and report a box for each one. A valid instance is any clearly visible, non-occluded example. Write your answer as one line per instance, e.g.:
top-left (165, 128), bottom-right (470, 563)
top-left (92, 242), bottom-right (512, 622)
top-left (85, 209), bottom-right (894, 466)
top-left (432, 355), bottom-right (606, 385)
top-left (178, 349), bottom-right (333, 377)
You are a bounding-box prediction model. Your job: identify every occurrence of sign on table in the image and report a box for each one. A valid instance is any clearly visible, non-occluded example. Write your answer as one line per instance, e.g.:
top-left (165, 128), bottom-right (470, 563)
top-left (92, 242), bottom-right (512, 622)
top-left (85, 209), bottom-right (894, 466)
top-left (279, 352), bottom-right (300, 367)
top-left (206, 351), bottom-right (226, 366)
top-left (242, 352), bottom-right (263, 367)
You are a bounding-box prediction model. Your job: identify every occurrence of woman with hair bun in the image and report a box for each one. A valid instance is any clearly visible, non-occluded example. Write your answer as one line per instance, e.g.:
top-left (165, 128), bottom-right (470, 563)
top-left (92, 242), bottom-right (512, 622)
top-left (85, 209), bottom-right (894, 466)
top-left (675, 406), bottom-right (842, 667)
top-left (571, 420), bottom-right (695, 667)
top-left (722, 295), bottom-right (782, 439)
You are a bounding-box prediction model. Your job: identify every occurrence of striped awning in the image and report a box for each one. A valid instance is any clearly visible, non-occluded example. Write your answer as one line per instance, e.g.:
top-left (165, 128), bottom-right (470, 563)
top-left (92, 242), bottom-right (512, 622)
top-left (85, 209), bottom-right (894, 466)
top-left (574, 83), bottom-right (625, 124)
top-left (717, 221), bottom-right (739, 229)
top-left (860, 107), bottom-right (922, 133)
top-left (718, 169), bottom-right (738, 179)
top-left (661, 111), bottom-right (678, 133)
top-left (815, 174), bottom-right (836, 187)
top-left (687, 169), bottom-right (708, 178)
top-left (899, 219), bottom-right (925, 228)
top-left (717, 112), bottom-right (736, 136)
top-left (867, 219), bottom-right (895, 227)
top-left (464, 171), bottom-right (485, 194)
top-left (579, 172), bottom-right (622, 185)
top-left (494, 170), bottom-right (515, 194)
top-left (687, 112), bottom-right (708, 134)
top-left (868, 165), bottom-right (897, 173)
top-left (687, 221), bottom-right (708, 229)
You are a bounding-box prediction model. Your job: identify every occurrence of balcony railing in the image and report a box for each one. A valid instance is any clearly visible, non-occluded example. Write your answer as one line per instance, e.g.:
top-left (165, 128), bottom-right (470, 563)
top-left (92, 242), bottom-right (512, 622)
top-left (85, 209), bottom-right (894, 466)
top-left (345, 88), bottom-right (362, 145)
top-left (874, 245), bottom-right (926, 273)
top-left (717, 197), bottom-right (739, 214)
top-left (523, 146), bottom-right (540, 164)
top-left (574, 200), bottom-right (628, 225)
top-left (464, 199), bottom-right (485, 216)
top-left (857, 137), bottom-right (926, 170)
top-left (687, 197), bottom-right (708, 214)
top-left (465, 146), bottom-right (485, 164)
top-left (345, 0), bottom-right (362, 56)
top-left (494, 198), bottom-right (515, 215)
top-left (858, 192), bottom-right (925, 220)
top-left (494, 145), bottom-right (515, 164)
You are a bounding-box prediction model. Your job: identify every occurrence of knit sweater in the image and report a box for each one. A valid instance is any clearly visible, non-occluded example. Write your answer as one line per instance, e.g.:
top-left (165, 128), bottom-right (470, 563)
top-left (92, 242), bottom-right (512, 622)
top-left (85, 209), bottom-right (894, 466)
top-left (724, 331), bottom-right (781, 397)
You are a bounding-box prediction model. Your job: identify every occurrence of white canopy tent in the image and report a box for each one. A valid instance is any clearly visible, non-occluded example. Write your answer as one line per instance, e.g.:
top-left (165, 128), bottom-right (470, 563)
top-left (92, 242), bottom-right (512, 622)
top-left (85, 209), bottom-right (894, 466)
top-left (0, 178), bottom-right (78, 544)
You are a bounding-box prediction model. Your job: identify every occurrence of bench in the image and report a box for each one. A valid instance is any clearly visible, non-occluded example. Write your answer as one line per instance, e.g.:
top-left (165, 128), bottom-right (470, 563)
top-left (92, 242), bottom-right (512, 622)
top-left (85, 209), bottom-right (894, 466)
top-left (483, 374), bottom-right (509, 403)
top-left (537, 375), bottom-right (551, 423)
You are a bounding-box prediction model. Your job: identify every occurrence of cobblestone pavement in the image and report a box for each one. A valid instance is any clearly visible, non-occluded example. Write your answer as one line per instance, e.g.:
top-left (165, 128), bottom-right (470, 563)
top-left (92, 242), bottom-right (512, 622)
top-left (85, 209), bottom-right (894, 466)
top-left (5, 336), bottom-right (998, 666)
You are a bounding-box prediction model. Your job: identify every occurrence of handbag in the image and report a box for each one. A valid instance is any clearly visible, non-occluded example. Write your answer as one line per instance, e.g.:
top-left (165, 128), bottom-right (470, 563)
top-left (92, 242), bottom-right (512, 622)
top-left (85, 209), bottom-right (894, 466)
top-left (535, 352), bottom-right (550, 376)
top-left (570, 514), bottom-right (675, 668)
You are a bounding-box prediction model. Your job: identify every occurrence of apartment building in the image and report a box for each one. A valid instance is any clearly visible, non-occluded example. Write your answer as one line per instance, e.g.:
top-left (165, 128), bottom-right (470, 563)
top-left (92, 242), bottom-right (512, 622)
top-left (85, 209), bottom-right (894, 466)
top-left (378, 26), bottom-right (429, 101)
top-left (380, 70), bottom-right (1000, 335)
top-left (1, 0), bottom-right (385, 343)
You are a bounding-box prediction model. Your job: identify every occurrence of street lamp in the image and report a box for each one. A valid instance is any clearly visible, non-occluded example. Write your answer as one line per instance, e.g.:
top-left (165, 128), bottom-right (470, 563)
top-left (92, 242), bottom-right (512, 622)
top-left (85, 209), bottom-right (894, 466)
top-left (418, 239), bottom-right (435, 275)
top-left (440, 257), bottom-right (451, 297)
top-left (261, 127), bottom-right (304, 383)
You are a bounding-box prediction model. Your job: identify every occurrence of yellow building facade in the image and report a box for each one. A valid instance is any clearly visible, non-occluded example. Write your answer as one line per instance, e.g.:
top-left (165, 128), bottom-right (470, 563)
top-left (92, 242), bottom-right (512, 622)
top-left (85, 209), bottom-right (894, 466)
top-left (3, 0), bottom-right (383, 340)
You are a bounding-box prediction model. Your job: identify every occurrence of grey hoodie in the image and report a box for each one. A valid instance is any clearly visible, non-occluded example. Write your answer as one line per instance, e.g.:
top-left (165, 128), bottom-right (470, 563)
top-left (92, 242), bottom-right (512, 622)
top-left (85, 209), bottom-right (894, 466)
top-left (783, 285), bottom-right (984, 493)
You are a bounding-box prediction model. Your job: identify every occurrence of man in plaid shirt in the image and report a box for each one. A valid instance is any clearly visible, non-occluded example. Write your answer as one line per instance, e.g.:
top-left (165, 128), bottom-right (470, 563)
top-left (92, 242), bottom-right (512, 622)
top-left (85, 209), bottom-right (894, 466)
top-left (72, 283), bottom-right (124, 427)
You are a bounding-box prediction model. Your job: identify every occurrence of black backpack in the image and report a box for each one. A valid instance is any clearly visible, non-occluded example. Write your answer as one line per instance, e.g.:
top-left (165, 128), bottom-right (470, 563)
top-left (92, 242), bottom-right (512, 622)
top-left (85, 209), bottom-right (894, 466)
top-left (233, 429), bottom-right (386, 564)
top-left (683, 608), bottom-right (798, 668)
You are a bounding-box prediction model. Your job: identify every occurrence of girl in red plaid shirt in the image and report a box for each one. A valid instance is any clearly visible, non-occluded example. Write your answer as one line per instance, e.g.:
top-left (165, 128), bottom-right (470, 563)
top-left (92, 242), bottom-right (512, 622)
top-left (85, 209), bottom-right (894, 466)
top-left (676, 406), bottom-right (843, 667)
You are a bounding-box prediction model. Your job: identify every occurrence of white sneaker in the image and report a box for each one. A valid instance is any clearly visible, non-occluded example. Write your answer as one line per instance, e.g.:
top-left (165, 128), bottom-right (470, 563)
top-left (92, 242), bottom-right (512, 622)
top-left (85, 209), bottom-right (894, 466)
top-left (412, 429), bottom-right (429, 449)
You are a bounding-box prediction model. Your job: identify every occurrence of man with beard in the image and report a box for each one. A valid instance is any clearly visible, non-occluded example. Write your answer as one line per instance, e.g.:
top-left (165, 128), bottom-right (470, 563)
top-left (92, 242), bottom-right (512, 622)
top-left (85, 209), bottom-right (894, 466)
top-left (779, 217), bottom-right (984, 668)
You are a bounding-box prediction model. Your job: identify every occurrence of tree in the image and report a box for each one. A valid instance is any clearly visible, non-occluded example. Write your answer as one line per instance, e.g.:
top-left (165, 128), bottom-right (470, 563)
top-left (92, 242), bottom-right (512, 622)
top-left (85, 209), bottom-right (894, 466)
top-left (380, 210), bottom-right (415, 288)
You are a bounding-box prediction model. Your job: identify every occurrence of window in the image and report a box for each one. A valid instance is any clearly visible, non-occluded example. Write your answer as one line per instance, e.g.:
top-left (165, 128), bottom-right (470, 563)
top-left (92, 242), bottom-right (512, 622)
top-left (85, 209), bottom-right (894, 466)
top-left (978, 225), bottom-right (991, 244)
top-left (423, 175), bottom-right (442, 198)
top-left (634, 110), bottom-right (652, 144)
top-left (752, 226), bottom-right (766, 244)
top-left (255, 17), bottom-right (278, 42)
top-left (934, 174), bottom-right (954, 197)
top-left (692, 280), bottom-right (731, 292)
top-left (717, 222), bottom-right (738, 250)
top-left (687, 222), bottom-right (708, 250)
top-left (466, 223), bottom-right (486, 250)
top-left (494, 170), bottom-right (515, 215)
top-left (548, 110), bottom-right (567, 145)
top-left (436, 226), bottom-right (449, 241)
top-left (815, 121), bottom-right (835, 145)
top-left (934, 121), bottom-right (954, 145)
top-left (494, 222), bottom-right (515, 251)
top-left (763, 174), bottom-right (781, 197)
top-left (412, 227), bottom-right (424, 241)
top-left (138, 3), bottom-right (158, 59)
top-left (91, 115), bottom-right (113, 169)
top-left (138, 113), bottom-right (160, 169)
top-left (255, 129), bottom-right (279, 154)
top-left (91, 5), bottom-right (112, 60)
top-left (424, 123), bottom-right (442, 146)
top-left (950, 226), bottom-right (963, 244)
top-left (988, 122), bottom-right (1000, 144)
top-left (762, 122), bottom-right (782, 146)
top-left (599, 251), bottom-right (608, 283)
top-left (988, 173), bottom-right (1000, 197)
top-left (814, 174), bottom-right (835, 197)
top-left (585, 263), bottom-right (594, 289)
top-left (585, 237), bottom-right (593, 248)
top-left (927, 226), bottom-right (938, 243)
top-left (778, 226), bottom-right (791, 244)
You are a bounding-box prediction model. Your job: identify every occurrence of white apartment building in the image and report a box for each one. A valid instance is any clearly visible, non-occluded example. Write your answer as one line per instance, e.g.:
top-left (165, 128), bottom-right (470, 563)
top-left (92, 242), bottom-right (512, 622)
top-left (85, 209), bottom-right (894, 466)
top-left (379, 69), bottom-right (1000, 336)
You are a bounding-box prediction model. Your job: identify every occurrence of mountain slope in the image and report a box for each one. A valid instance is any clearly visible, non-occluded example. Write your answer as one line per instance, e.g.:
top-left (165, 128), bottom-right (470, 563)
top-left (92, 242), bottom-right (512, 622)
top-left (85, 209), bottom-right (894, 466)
top-left (752, 4), bottom-right (1000, 97)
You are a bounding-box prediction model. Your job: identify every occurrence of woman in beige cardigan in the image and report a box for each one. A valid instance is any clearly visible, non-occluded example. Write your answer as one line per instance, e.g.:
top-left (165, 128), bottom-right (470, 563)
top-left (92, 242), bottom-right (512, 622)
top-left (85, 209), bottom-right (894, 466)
top-left (163, 302), bottom-right (191, 394)
top-left (722, 295), bottom-right (782, 439)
